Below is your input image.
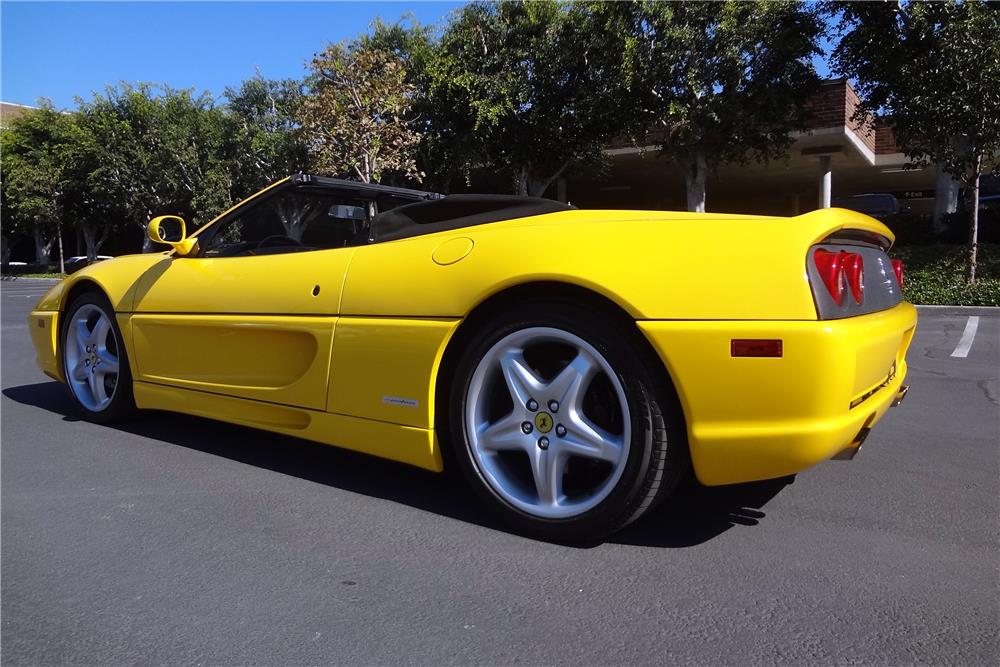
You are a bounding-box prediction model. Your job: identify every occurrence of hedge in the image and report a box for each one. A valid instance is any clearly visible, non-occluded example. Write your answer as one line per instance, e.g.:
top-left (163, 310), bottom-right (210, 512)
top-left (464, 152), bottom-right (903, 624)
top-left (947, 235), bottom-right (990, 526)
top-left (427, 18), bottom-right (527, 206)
top-left (892, 244), bottom-right (1000, 306)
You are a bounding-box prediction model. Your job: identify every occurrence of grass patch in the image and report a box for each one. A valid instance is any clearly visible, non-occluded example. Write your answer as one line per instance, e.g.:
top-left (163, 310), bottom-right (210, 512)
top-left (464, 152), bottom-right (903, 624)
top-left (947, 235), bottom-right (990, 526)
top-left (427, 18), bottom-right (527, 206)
top-left (1, 272), bottom-right (66, 279)
top-left (892, 244), bottom-right (1000, 306)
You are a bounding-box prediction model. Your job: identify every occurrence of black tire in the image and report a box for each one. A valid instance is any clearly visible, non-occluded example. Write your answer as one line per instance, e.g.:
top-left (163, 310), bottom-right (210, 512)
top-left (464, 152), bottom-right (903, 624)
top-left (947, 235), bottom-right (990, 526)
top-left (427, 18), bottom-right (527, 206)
top-left (445, 298), bottom-right (689, 542)
top-left (60, 291), bottom-right (136, 424)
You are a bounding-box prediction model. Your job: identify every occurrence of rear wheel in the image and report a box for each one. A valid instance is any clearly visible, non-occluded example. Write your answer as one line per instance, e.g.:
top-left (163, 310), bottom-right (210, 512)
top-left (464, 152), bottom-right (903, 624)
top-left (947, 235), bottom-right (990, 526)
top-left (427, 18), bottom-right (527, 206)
top-left (61, 292), bottom-right (136, 423)
top-left (446, 299), bottom-right (688, 541)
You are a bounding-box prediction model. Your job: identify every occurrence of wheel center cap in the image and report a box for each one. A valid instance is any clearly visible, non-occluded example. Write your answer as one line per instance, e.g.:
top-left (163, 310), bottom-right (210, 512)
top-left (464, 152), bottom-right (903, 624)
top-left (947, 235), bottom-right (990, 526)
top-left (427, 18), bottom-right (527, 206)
top-left (534, 412), bottom-right (553, 433)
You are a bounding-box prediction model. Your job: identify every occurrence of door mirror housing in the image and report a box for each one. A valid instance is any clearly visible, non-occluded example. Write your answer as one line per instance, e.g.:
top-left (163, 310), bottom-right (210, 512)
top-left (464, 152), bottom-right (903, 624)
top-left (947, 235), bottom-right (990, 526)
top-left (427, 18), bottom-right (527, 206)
top-left (148, 215), bottom-right (198, 256)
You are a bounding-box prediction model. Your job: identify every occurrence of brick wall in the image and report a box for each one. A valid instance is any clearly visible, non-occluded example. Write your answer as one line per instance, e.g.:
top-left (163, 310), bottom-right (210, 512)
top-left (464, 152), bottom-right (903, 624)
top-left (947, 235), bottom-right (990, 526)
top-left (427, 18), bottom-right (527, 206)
top-left (843, 82), bottom-right (876, 153)
top-left (875, 123), bottom-right (898, 154)
top-left (802, 80), bottom-right (848, 129)
top-left (607, 79), bottom-right (898, 156)
top-left (802, 80), bottom-right (877, 153)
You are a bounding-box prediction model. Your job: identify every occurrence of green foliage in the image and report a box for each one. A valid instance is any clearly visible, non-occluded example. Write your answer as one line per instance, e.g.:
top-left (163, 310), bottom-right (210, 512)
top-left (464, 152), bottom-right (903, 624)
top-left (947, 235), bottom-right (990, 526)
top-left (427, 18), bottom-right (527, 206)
top-left (364, 17), bottom-right (477, 193)
top-left (893, 244), bottom-right (1000, 306)
top-left (224, 73), bottom-right (308, 195)
top-left (0, 102), bottom-right (78, 264)
top-left (587, 0), bottom-right (823, 209)
top-left (431, 0), bottom-right (627, 196)
top-left (828, 0), bottom-right (1000, 282)
top-left (829, 0), bottom-right (1000, 180)
top-left (298, 42), bottom-right (421, 184)
top-left (70, 83), bottom-right (236, 256)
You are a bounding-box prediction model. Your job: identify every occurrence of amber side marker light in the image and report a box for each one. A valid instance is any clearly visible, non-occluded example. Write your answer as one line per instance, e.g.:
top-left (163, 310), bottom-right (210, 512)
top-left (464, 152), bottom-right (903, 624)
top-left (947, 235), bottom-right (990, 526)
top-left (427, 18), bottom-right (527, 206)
top-left (731, 339), bottom-right (783, 357)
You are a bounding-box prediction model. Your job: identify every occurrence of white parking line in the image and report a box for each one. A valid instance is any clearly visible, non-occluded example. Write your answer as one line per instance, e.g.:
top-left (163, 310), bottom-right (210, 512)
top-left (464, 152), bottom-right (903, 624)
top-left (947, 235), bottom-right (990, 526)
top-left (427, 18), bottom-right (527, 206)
top-left (950, 316), bottom-right (980, 358)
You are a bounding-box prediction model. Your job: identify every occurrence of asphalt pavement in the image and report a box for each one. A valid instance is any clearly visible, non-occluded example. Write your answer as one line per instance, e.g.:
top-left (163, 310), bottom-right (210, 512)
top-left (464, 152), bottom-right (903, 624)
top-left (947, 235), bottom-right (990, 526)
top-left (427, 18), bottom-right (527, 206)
top-left (2, 278), bottom-right (998, 665)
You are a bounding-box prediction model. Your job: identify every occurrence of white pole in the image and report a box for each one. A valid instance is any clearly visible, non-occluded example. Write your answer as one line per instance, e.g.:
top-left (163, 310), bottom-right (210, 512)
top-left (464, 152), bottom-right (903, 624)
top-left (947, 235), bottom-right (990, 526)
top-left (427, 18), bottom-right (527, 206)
top-left (819, 155), bottom-right (832, 209)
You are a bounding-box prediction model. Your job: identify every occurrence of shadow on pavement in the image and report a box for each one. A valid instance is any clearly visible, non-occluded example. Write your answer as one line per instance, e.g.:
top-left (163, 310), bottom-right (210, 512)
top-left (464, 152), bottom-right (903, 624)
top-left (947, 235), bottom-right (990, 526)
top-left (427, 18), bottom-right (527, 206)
top-left (4, 381), bottom-right (790, 549)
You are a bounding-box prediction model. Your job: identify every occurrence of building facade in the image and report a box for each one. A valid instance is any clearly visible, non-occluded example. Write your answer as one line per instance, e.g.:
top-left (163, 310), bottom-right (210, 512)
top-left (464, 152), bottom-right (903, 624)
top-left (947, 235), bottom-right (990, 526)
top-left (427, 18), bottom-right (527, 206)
top-left (567, 80), bottom-right (941, 217)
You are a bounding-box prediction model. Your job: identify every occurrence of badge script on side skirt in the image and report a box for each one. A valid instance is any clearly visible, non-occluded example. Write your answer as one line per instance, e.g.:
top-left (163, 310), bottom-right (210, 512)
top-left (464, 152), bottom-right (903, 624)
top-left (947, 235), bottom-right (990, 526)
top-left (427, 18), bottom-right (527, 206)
top-left (382, 396), bottom-right (419, 408)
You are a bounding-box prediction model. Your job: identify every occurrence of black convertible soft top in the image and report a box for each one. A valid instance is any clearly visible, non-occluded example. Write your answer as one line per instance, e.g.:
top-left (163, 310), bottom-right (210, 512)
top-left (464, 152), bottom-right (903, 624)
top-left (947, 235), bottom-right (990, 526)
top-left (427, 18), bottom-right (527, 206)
top-left (372, 194), bottom-right (575, 242)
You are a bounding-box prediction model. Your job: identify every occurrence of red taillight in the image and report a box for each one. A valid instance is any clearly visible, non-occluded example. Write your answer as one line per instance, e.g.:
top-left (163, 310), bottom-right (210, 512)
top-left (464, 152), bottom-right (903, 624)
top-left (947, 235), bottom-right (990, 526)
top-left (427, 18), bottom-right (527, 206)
top-left (813, 249), bottom-right (847, 305)
top-left (891, 259), bottom-right (904, 287)
top-left (814, 249), bottom-right (864, 306)
top-left (844, 253), bottom-right (864, 304)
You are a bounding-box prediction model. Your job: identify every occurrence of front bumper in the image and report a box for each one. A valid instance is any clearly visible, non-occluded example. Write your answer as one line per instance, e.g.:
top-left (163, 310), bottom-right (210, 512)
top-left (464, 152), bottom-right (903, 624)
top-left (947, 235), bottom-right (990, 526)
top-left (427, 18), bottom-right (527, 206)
top-left (29, 310), bottom-right (63, 382)
top-left (638, 302), bottom-right (917, 486)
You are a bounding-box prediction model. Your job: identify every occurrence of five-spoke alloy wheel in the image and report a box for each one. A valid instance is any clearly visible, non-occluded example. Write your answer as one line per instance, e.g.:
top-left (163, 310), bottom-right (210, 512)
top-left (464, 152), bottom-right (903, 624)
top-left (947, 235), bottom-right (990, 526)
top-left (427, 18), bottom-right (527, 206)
top-left (447, 299), bottom-right (688, 541)
top-left (61, 292), bottom-right (135, 423)
top-left (466, 327), bottom-right (631, 520)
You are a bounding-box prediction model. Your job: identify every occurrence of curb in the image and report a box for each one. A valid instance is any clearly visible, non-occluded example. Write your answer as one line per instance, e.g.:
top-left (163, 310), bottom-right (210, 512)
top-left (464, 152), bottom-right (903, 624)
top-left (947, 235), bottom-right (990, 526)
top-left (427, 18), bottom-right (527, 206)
top-left (915, 305), bottom-right (999, 315)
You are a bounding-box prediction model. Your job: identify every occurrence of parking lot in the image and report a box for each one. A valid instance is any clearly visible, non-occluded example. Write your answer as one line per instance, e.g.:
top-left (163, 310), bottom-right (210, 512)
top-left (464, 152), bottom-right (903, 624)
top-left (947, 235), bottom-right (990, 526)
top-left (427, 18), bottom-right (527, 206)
top-left (2, 278), bottom-right (998, 665)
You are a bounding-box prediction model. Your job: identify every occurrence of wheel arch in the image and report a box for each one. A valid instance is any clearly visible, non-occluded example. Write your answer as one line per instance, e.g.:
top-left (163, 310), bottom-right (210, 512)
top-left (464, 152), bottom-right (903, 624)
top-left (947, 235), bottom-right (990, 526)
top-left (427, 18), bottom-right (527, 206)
top-left (62, 278), bottom-right (107, 313)
top-left (54, 279), bottom-right (120, 380)
top-left (432, 280), bottom-right (688, 462)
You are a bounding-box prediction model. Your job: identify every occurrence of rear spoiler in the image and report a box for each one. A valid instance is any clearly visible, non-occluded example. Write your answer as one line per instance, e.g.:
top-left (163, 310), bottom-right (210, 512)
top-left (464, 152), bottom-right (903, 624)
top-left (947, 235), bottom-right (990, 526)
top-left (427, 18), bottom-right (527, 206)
top-left (795, 208), bottom-right (895, 252)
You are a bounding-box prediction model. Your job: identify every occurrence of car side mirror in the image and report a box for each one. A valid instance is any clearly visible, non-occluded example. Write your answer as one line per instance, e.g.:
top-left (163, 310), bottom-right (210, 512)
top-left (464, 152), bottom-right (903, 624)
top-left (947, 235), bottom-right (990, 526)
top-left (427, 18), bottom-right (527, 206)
top-left (148, 215), bottom-right (198, 256)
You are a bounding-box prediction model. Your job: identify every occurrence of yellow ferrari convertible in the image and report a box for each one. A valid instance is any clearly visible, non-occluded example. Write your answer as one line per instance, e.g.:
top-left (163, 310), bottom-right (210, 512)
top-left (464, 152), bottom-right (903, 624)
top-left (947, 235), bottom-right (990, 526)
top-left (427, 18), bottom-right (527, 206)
top-left (28, 175), bottom-right (916, 539)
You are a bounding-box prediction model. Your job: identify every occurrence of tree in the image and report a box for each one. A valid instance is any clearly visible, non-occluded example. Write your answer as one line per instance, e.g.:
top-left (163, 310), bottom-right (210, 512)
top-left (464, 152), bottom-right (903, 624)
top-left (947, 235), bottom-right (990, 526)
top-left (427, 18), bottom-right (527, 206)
top-left (76, 83), bottom-right (233, 251)
top-left (0, 103), bottom-right (75, 269)
top-left (298, 43), bottom-right (422, 184)
top-left (590, 0), bottom-right (823, 212)
top-left (59, 109), bottom-right (127, 261)
top-left (828, 0), bottom-right (1000, 283)
top-left (0, 176), bottom-right (19, 265)
top-left (431, 1), bottom-right (627, 196)
top-left (224, 73), bottom-right (308, 196)
top-left (364, 18), bottom-right (475, 193)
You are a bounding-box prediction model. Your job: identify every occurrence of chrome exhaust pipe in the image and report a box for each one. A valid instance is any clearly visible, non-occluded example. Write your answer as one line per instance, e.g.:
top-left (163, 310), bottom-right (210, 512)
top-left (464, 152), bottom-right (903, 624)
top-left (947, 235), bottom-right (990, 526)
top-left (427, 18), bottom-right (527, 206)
top-left (891, 385), bottom-right (909, 407)
top-left (832, 425), bottom-right (872, 461)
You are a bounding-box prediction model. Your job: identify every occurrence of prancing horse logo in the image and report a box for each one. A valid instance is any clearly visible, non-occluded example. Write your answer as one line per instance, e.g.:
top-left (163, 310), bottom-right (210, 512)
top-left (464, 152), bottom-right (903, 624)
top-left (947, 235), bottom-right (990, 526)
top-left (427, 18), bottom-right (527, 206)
top-left (534, 412), bottom-right (553, 433)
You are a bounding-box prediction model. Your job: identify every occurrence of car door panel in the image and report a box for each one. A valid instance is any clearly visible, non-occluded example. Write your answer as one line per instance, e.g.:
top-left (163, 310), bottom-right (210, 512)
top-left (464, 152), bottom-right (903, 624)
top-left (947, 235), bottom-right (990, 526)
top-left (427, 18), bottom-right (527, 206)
top-left (131, 313), bottom-right (335, 410)
top-left (132, 252), bottom-right (350, 315)
top-left (131, 250), bottom-right (351, 410)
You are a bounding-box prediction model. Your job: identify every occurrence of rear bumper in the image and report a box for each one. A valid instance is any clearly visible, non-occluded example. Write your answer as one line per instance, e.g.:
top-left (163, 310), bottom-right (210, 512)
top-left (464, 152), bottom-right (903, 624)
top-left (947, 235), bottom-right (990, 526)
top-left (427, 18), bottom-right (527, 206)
top-left (638, 302), bottom-right (917, 486)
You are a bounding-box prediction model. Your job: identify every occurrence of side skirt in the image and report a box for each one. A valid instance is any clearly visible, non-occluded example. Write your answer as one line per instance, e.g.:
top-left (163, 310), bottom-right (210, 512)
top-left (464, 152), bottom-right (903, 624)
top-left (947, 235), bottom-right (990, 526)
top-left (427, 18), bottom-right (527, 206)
top-left (133, 381), bottom-right (444, 472)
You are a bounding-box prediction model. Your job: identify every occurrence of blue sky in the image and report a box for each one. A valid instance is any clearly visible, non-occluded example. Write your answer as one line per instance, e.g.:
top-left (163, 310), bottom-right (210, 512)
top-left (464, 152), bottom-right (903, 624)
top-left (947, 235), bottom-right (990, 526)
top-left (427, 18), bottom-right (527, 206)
top-left (1, 1), bottom-right (465, 109)
top-left (2, 1), bottom-right (832, 110)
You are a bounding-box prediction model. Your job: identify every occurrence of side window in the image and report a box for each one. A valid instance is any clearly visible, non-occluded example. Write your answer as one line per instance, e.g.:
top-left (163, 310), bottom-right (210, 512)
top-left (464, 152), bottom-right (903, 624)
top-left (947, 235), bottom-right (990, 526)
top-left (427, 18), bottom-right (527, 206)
top-left (202, 188), bottom-right (374, 257)
top-left (377, 195), bottom-right (419, 215)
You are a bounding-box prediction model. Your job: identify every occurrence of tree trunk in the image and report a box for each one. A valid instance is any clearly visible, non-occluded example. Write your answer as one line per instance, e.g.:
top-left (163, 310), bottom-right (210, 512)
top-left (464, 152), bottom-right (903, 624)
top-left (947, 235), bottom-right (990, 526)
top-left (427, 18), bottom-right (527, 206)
top-left (82, 223), bottom-right (101, 261)
top-left (56, 229), bottom-right (65, 274)
top-left (684, 152), bottom-right (707, 213)
top-left (141, 228), bottom-right (155, 253)
top-left (141, 209), bottom-right (156, 253)
top-left (964, 156), bottom-right (981, 285)
top-left (516, 163), bottom-right (570, 198)
top-left (515, 166), bottom-right (529, 196)
top-left (33, 227), bottom-right (54, 267)
top-left (526, 176), bottom-right (550, 197)
top-left (275, 196), bottom-right (320, 241)
top-left (933, 163), bottom-right (959, 238)
top-left (1, 233), bottom-right (11, 265)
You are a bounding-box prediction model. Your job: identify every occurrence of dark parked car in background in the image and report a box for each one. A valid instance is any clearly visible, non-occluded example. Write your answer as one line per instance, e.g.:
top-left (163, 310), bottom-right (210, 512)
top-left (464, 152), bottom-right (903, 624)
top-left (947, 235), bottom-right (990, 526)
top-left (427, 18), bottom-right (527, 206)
top-left (65, 256), bottom-right (113, 275)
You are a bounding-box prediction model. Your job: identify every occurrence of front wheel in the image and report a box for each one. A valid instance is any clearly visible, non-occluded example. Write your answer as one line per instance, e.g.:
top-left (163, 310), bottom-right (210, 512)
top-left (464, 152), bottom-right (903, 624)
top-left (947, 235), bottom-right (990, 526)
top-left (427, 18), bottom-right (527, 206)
top-left (61, 292), bottom-right (136, 423)
top-left (447, 300), bottom-right (688, 541)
